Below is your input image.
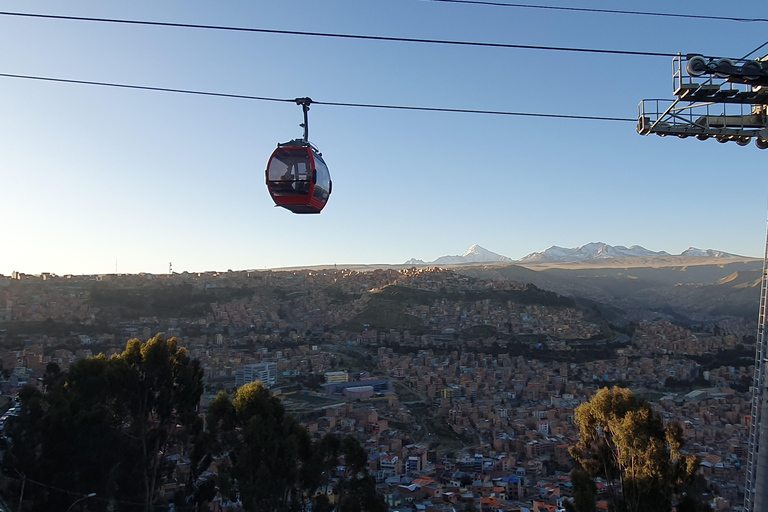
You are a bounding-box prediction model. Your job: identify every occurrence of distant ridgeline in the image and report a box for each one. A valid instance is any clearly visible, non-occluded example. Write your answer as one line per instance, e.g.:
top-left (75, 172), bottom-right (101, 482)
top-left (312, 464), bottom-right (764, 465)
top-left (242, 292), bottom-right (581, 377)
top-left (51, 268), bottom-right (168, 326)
top-left (3, 256), bottom-right (756, 339)
top-left (459, 260), bottom-right (762, 330)
top-left (0, 267), bottom-right (603, 344)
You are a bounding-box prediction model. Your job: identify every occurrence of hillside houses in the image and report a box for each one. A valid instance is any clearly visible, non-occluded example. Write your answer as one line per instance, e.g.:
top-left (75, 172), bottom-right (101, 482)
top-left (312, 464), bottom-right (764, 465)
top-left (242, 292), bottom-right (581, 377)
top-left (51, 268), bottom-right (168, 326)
top-left (0, 268), bottom-right (755, 511)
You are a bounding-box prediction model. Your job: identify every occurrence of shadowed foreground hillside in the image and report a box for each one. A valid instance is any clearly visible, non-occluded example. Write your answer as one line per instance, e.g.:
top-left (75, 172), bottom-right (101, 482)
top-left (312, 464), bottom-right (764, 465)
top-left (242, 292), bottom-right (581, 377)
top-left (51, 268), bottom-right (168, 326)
top-left (340, 283), bottom-right (579, 333)
top-left (458, 258), bottom-right (762, 328)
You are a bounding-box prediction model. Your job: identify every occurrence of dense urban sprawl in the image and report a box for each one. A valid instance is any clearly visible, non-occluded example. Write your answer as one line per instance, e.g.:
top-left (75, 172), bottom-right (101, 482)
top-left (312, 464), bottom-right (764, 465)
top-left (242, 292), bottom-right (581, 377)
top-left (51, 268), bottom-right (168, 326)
top-left (0, 267), bottom-right (752, 511)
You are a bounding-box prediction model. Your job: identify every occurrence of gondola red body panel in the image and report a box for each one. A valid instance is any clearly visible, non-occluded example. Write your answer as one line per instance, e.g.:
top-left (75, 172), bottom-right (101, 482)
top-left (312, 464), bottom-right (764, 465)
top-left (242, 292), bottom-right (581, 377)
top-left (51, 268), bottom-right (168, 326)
top-left (266, 140), bottom-right (332, 214)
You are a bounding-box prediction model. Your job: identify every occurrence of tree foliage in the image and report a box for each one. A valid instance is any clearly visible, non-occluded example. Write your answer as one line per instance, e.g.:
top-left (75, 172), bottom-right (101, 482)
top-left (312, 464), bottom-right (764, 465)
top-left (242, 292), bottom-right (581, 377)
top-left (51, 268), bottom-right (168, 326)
top-left (569, 386), bottom-right (698, 512)
top-left (208, 381), bottom-right (311, 512)
top-left (567, 468), bottom-right (596, 512)
top-left (207, 382), bottom-right (385, 512)
top-left (4, 335), bottom-right (204, 512)
top-left (5, 336), bottom-right (385, 512)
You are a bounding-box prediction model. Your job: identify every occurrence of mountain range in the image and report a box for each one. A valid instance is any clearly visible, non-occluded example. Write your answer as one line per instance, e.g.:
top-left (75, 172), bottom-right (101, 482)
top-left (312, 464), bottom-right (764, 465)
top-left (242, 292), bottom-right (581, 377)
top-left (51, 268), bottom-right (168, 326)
top-left (406, 242), bottom-right (744, 265)
top-left (400, 243), bottom-right (756, 327)
top-left (404, 244), bottom-right (513, 265)
top-left (520, 243), bottom-right (742, 263)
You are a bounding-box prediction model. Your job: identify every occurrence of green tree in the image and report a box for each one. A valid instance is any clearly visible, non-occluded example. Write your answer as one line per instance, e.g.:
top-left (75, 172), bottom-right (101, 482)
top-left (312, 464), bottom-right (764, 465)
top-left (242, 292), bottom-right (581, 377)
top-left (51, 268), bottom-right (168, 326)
top-left (6, 355), bottom-right (125, 511)
top-left (4, 335), bottom-right (204, 512)
top-left (569, 386), bottom-right (698, 512)
top-left (208, 381), bottom-right (312, 512)
top-left (208, 385), bottom-right (385, 512)
top-left (110, 335), bottom-right (205, 511)
top-left (566, 468), bottom-right (596, 512)
top-left (328, 435), bottom-right (385, 512)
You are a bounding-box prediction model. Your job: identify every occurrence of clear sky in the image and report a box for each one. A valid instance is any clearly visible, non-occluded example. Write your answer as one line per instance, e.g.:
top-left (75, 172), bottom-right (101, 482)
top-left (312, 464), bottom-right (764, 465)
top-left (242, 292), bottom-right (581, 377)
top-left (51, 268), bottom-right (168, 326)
top-left (2, 0), bottom-right (768, 275)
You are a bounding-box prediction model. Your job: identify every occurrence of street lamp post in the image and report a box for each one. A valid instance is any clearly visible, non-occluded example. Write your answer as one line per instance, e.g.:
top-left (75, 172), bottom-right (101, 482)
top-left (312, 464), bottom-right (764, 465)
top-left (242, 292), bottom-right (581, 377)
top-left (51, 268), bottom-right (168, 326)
top-left (67, 492), bottom-right (96, 512)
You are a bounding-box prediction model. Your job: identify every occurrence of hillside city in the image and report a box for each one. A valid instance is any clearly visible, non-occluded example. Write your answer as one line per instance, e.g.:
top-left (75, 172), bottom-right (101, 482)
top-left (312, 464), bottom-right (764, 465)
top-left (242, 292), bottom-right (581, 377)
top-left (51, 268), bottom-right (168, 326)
top-left (0, 266), bottom-right (755, 512)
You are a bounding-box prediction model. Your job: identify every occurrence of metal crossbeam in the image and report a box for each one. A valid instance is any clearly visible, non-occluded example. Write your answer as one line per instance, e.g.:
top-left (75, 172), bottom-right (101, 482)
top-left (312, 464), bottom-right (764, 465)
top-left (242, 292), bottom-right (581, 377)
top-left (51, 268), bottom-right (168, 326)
top-left (638, 54), bottom-right (768, 147)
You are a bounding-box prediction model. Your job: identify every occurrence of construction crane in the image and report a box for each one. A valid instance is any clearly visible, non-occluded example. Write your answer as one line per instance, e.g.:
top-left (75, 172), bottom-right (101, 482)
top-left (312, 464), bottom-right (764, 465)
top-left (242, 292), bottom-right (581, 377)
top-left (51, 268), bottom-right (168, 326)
top-left (637, 52), bottom-right (768, 512)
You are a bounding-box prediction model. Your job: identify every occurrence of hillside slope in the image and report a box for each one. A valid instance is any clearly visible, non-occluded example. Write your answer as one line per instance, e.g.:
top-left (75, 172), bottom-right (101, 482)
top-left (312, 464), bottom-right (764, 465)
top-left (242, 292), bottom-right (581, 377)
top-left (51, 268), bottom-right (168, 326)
top-left (458, 259), bottom-right (762, 327)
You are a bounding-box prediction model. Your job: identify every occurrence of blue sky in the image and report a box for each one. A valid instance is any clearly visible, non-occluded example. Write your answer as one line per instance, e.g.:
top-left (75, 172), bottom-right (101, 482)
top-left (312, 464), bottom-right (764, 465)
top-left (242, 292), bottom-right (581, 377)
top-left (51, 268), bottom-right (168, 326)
top-left (2, 0), bottom-right (768, 275)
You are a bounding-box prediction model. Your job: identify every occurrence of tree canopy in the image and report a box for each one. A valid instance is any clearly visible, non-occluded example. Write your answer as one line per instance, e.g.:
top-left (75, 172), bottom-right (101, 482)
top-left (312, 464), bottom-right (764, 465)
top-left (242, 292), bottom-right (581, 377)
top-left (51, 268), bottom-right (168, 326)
top-left (207, 381), bottom-right (312, 512)
top-left (207, 381), bottom-right (385, 512)
top-left (569, 386), bottom-right (698, 512)
top-left (5, 336), bottom-right (385, 512)
top-left (5, 335), bottom-right (204, 512)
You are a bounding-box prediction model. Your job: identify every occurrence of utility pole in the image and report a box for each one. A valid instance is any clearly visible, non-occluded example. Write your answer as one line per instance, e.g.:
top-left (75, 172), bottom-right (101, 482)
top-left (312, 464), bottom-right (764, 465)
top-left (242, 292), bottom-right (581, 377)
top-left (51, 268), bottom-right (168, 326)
top-left (638, 52), bottom-right (768, 512)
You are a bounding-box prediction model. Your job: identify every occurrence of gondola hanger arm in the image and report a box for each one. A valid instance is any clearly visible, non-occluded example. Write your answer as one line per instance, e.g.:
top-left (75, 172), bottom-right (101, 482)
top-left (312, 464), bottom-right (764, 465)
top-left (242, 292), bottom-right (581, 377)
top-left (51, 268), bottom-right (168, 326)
top-left (295, 97), bottom-right (312, 141)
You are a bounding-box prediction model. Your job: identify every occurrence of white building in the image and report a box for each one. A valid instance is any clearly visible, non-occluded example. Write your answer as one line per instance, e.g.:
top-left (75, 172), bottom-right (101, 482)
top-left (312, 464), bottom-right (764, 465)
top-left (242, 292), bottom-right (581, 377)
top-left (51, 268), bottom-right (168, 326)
top-left (235, 362), bottom-right (278, 388)
top-left (325, 371), bottom-right (349, 383)
top-left (379, 454), bottom-right (400, 477)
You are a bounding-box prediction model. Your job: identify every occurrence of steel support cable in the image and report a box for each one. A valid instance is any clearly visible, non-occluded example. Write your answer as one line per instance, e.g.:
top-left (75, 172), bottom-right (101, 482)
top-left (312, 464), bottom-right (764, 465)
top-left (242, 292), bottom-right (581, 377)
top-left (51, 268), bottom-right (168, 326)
top-left (419, 0), bottom-right (768, 24)
top-left (0, 11), bottom-right (678, 58)
top-left (742, 39), bottom-right (768, 60)
top-left (0, 72), bottom-right (636, 122)
top-left (313, 99), bottom-right (635, 121)
top-left (0, 73), bottom-right (295, 104)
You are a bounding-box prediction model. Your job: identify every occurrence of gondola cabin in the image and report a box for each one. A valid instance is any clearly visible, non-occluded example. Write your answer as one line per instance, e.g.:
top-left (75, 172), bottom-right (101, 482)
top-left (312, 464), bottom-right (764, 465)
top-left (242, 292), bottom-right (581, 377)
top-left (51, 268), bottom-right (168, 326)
top-left (266, 140), bottom-right (332, 214)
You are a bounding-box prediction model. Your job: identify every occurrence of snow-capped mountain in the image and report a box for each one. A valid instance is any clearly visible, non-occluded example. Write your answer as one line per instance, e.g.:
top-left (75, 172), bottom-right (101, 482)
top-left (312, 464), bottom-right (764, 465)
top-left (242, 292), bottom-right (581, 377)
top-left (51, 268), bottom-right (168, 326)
top-left (405, 245), bottom-right (512, 265)
top-left (519, 243), bottom-right (669, 263)
top-left (406, 243), bottom-right (745, 266)
top-left (519, 242), bottom-right (741, 263)
top-left (680, 247), bottom-right (742, 258)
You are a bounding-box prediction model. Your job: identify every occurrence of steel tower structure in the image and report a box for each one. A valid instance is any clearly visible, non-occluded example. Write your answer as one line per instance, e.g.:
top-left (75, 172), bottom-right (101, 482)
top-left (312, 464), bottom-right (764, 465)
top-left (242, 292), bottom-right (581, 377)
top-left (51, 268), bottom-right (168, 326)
top-left (747, 232), bottom-right (768, 511)
top-left (637, 52), bottom-right (768, 512)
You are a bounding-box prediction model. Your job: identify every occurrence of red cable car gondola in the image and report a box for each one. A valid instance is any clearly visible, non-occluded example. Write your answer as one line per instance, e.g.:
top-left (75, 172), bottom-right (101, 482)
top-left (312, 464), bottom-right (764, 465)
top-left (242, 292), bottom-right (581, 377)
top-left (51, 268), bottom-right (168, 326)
top-left (266, 98), bottom-right (332, 214)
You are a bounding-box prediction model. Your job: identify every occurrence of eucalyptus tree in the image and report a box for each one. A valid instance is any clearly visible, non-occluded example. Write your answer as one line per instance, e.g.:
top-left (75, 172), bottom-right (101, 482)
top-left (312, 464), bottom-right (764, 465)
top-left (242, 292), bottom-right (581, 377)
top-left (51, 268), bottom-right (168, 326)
top-left (569, 386), bottom-right (698, 512)
top-left (4, 335), bottom-right (204, 512)
top-left (207, 383), bottom-right (386, 512)
top-left (207, 381), bottom-right (312, 512)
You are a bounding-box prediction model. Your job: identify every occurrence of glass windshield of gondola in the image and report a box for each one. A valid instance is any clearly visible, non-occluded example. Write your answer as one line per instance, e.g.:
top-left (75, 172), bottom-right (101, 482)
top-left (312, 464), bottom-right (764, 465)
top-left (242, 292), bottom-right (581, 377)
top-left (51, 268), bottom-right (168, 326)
top-left (312, 153), bottom-right (331, 202)
top-left (267, 147), bottom-right (312, 196)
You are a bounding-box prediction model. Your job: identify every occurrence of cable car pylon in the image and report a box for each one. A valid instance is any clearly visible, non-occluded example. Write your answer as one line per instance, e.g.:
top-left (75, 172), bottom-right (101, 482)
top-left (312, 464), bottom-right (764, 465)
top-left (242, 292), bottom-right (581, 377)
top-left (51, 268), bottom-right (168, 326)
top-left (637, 52), bottom-right (768, 512)
top-left (638, 53), bottom-right (768, 148)
top-left (265, 97), bottom-right (332, 214)
top-left (748, 227), bottom-right (768, 512)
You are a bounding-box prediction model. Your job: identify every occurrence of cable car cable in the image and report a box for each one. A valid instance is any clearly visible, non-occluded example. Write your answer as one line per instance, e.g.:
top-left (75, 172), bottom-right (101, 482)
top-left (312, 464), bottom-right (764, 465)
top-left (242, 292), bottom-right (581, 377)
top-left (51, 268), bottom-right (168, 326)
top-left (0, 72), bottom-right (636, 122)
top-left (418, 0), bottom-right (768, 24)
top-left (741, 39), bottom-right (768, 60)
top-left (0, 72), bottom-right (296, 104)
top-left (313, 99), bottom-right (635, 121)
top-left (0, 11), bottom-right (679, 58)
